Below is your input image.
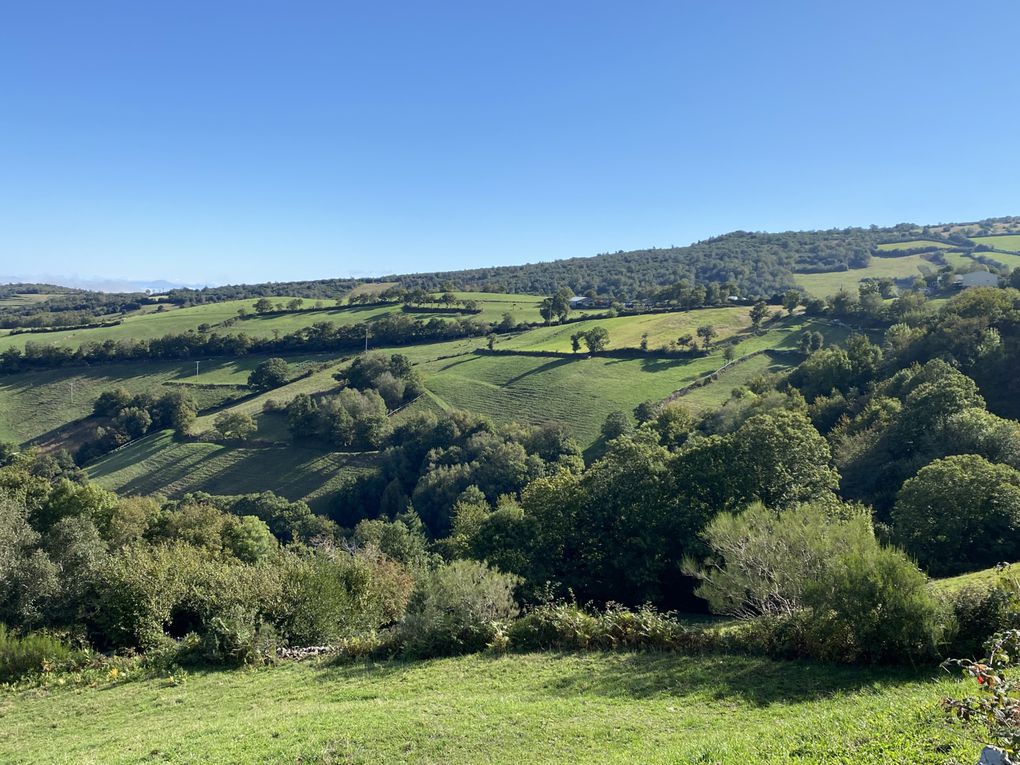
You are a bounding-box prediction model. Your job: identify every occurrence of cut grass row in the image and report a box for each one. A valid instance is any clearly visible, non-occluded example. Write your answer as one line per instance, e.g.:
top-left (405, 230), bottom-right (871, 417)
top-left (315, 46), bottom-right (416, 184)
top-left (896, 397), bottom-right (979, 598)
top-left (86, 430), bottom-right (375, 512)
top-left (0, 651), bottom-right (975, 764)
top-left (0, 355), bottom-right (333, 445)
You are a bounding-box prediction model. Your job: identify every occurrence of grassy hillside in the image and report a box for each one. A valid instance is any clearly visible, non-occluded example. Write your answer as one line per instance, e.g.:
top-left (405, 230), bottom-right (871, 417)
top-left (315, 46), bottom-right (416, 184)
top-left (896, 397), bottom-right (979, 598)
top-left (0, 652), bottom-right (973, 764)
top-left (499, 307), bottom-right (752, 352)
top-left (875, 239), bottom-right (952, 251)
top-left (794, 254), bottom-right (936, 297)
top-left (0, 292), bottom-right (564, 352)
top-left (0, 356), bottom-right (333, 445)
top-left (972, 234), bottom-right (1020, 253)
top-left (933, 563), bottom-right (1017, 594)
top-left (86, 431), bottom-right (375, 511)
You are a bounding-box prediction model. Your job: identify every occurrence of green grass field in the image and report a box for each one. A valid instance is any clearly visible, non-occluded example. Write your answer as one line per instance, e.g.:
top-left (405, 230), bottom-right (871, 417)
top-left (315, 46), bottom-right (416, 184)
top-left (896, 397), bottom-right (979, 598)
top-left (978, 250), bottom-right (1020, 271)
top-left (795, 254), bottom-right (936, 298)
top-left (86, 430), bottom-right (375, 510)
top-left (0, 356), bottom-right (333, 445)
top-left (972, 234), bottom-right (1020, 253)
top-left (675, 351), bottom-right (796, 410)
top-left (932, 563), bottom-right (1018, 594)
top-left (499, 307), bottom-right (753, 352)
top-left (0, 293), bottom-right (63, 307)
top-left (0, 651), bottom-right (975, 764)
top-left (0, 293), bottom-right (565, 352)
top-left (876, 240), bottom-right (951, 251)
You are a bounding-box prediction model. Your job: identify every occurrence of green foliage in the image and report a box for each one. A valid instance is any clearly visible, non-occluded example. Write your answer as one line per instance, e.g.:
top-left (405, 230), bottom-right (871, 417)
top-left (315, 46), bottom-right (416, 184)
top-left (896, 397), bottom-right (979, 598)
top-left (396, 559), bottom-right (519, 657)
top-left (213, 410), bottom-right (257, 441)
top-left (600, 410), bottom-right (632, 441)
top-left (892, 455), bottom-right (1020, 576)
top-left (0, 624), bottom-right (82, 683)
top-left (247, 357), bottom-right (290, 391)
top-left (684, 501), bottom-right (874, 619)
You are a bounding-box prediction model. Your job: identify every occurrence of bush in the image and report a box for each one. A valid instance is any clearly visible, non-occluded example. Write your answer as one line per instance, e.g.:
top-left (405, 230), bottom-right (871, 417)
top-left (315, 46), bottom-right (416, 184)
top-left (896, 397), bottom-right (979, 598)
top-left (0, 624), bottom-right (82, 682)
top-left (397, 560), bottom-right (519, 657)
top-left (508, 602), bottom-right (711, 653)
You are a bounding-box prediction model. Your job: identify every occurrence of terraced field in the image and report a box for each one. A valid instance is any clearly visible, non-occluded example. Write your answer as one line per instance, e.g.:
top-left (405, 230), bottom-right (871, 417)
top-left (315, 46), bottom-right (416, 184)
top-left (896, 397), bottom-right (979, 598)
top-left (87, 430), bottom-right (376, 510)
top-left (794, 254), bottom-right (936, 297)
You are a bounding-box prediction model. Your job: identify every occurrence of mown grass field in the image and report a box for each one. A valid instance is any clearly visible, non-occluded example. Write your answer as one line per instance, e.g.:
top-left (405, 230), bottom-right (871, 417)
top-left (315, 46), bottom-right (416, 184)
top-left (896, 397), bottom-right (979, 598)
top-left (0, 293), bottom-right (566, 351)
top-left (794, 254), bottom-right (936, 298)
top-left (876, 240), bottom-right (951, 251)
top-left (86, 430), bottom-right (375, 510)
top-left (499, 307), bottom-right (753, 352)
top-left (972, 234), bottom-right (1020, 253)
top-left (0, 355), bottom-right (333, 445)
top-left (0, 651), bottom-right (975, 764)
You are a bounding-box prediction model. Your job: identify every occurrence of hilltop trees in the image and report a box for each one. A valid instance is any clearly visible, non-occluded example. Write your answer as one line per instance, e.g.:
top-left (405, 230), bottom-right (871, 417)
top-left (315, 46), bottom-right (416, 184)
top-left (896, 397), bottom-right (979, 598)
top-left (583, 326), bottom-right (609, 353)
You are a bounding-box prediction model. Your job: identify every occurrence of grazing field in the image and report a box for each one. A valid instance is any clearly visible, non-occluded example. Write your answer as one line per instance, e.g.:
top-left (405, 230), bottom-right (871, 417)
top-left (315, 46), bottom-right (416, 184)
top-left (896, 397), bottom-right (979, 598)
top-left (0, 292), bottom-right (63, 307)
top-left (0, 356), bottom-right (334, 445)
top-left (674, 350), bottom-right (797, 410)
top-left (0, 293), bottom-right (564, 352)
top-left (875, 239), bottom-right (951, 251)
top-left (978, 250), bottom-right (1020, 270)
top-left (972, 234), bottom-right (1020, 253)
top-left (0, 651), bottom-right (974, 764)
top-left (86, 430), bottom-right (375, 510)
top-left (794, 254), bottom-right (935, 297)
top-left (498, 307), bottom-right (753, 352)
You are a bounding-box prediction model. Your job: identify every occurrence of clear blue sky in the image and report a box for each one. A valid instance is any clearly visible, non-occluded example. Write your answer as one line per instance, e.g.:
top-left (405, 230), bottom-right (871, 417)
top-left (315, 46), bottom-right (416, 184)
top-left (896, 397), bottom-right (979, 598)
top-left (1, 1), bottom-right (1018, 285)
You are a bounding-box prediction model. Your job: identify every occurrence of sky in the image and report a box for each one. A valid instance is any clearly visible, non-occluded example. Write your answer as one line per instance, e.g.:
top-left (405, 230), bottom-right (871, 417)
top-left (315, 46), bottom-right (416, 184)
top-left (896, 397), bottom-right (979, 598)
top-left (1, 1), bottom-right (1019, 286)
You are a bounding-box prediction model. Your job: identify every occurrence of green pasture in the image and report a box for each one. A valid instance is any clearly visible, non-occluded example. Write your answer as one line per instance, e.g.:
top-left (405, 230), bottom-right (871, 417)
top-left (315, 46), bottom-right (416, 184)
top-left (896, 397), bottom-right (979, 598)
top-left (0, 651), bottom-right (975, 764)
top-left (86, 430), bottom-right (375, 511)
top-left (875, 240), bottom-right (951, 251)
top-left (795, 254), bottom-right (935, 298)
top-left (0, 293), bottom-right (561, 352)
top-left (498, 307), bottom-right (752, 352)
top-left (972, 234), bottom-right (1020, 253)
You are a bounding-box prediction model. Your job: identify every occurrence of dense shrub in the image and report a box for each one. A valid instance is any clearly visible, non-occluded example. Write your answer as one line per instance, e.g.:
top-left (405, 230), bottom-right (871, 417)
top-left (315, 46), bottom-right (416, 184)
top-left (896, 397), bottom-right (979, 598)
top-left (508, 602), bottom-right (712, 653)
top-left (396, 560), bottom-right (519, 657)
top-left (0, 624), bottom-right (83, 682)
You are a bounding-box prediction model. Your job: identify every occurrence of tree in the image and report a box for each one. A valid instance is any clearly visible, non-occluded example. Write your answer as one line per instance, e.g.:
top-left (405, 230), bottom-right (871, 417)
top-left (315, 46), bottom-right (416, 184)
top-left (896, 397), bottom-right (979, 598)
top-left (633, 400), bottom-right (658, 424)
top-left (286, 298), bottom-right (304, 311)
top-left (539, 299), bottom-right (554, 325)
top-left (892, 455), bottom-right (1020, 576)
top-left (750, 300), bottom-right (769, 331)
top-left (583, 326), bottom-right (609, 353)
top-left (677, 333), bottom-right (694, 351)
top-left (782, 290), bottom-right (801, 315)
top-left (93, 388), bottom-right (133, 418)
top-left (550, 287), bottom-right (574, 322)
top-left (640, 332), bottom-right (649, 352)
top-left (248, 358), bottom-right (290, 391)
top-left (696, 325), bottom-right (717, 349)
top-left (570, 332), bottom-right (583, 354)
top-left (253, 298), bottom-right (274, 314)
top-left (486, 333), bottom-right (496, 351)
top-left (214, 411), bottom-right (257, 441)
top-left (601, 411), bottom-right (632, 441)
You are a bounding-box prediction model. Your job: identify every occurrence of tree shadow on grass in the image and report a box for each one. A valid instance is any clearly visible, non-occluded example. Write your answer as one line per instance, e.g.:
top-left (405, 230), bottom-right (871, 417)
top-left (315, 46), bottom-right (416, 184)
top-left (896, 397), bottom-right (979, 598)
top-left (531, 651), bottom-right (940, 707)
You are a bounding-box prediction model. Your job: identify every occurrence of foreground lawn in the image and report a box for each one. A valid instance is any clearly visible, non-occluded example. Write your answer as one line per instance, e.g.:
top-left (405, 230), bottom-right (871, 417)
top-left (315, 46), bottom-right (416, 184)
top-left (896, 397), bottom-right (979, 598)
top-left (0, 652), bottom-right (976, 764)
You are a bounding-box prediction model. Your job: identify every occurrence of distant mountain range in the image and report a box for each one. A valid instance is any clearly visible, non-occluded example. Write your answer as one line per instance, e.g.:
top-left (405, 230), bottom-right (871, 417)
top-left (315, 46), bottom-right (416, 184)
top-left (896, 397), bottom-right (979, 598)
top-left (0, 275), bottom-right (209, 293)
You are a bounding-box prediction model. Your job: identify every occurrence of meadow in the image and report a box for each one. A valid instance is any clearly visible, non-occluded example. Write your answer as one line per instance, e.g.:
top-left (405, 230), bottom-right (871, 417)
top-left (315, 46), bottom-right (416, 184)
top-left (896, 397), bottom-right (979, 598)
top-left (978, 250), bottom-right (1020, 270)
top-left (972, 234), bottom-right (1020, 253)
top-left (498, 306), bottom-right (752, 352)
top-left (794, 254), bottom-right (936, 297)
top-left (0, 651), bottom-right (975, 764)
top-left (86, 430), bottom-right (375, 511)
top-left (0, 292), bottom-right (564, 352)
top-left (0, 355), bottom-right (332, 445)
top-left (876, 239), bottom-right (952, 251)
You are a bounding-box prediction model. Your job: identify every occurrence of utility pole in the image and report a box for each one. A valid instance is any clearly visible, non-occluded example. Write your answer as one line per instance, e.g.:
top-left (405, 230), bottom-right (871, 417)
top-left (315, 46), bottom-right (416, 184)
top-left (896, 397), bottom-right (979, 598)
top-left (195, 361), bottom-right (200, 380)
